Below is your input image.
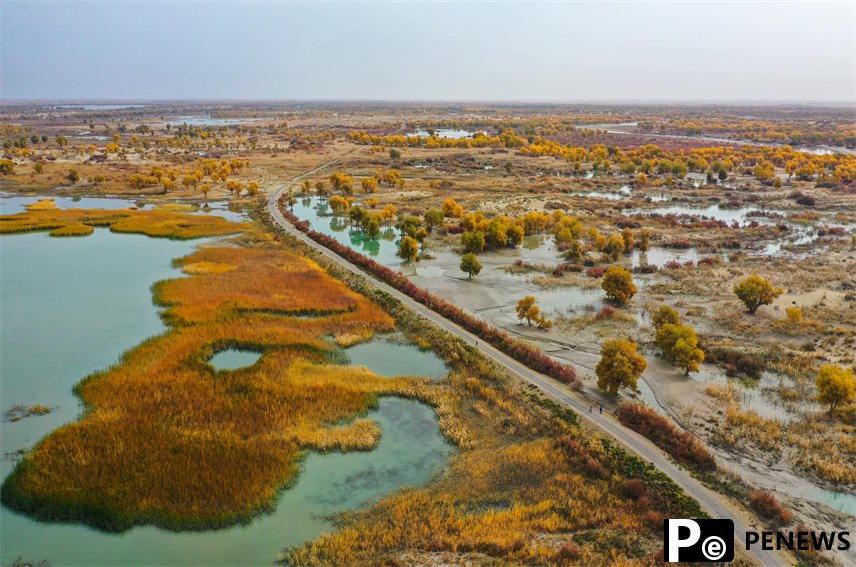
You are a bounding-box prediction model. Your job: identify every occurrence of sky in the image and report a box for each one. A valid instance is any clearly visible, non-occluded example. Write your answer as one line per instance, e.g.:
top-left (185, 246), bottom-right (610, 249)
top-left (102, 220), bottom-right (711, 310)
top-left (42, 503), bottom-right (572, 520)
top-left (1, 1), bottom-right (854, 103)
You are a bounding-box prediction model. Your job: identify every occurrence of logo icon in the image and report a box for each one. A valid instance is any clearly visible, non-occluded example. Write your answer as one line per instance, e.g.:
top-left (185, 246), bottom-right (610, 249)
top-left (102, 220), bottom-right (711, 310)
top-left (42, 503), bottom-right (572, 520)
top-left (664, 519), bottom-right (734, 562)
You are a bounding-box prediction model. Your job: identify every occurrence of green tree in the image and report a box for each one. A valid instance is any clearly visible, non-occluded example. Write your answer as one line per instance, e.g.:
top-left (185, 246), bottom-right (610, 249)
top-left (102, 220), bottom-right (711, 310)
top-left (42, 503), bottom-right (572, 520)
top-left (397, 235), bottom-right (419, 263)
top-left (364, 215), bottom-right (380, 240)
top-left (396, 215), bottom-right (423, 239)
top-left (816, 365), bottom-right (855, 412)
top-left (459, 253), bottom-right (482, 279)
top-left (423, 209), bottom-right (445, 230)
top-left (66, 168), bottom-right (80, 184)
top-left (734, 275), bottom-right (783, 314)
top-left (602, 266), bottom-right (636, 305)
top-left (596, 339), bottom-right (648, 394)
top-left (389, 148), bottom-right (401, 160)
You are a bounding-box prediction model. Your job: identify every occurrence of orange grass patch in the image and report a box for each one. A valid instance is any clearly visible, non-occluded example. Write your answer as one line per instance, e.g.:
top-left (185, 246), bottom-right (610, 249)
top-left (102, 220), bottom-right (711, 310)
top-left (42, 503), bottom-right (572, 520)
top-left (0, 198), bottom-right (244, 240)
top-left (0, 246), bottom-right (425, 531)
top-left (49, 222), bottom-right (94, 237)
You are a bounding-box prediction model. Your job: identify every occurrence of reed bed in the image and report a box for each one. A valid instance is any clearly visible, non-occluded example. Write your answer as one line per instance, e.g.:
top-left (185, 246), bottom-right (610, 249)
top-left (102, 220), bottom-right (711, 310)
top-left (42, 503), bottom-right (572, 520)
top-left (49, 222), bottom-right (94, 237)
top-left (0, 198), bottom-right (244, 240)
top-left (284, 436), bottom-right (700, 565)
top-left (1, 246), bottom-right (414, 531)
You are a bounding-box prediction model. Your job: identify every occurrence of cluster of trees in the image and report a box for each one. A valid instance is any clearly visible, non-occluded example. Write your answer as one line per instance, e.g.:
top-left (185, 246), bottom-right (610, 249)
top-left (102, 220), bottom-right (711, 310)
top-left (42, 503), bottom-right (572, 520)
top-left (346, 205), bottom-right (381, 239)
top-left (129, 173), bottom-right (160, 189)
top-left (394, 215), bottom-right (429, 262)
top-left (347, 130), bottom-right (527, 149)
top-left (514, 137), bottom-right (856, 186)
top-left (453, 208), bottom-right (629, 259)
top-left (356, 197), bottom-right (657, 288)
top-left (328, 172), bottom-right (353, 194)
top-left (461, 216), bottom-right (525, 253)
top-left (310, 170), bottom-right (404, 198)
top-left (2, 134), bottom-right (49, 150)
top-left (329, 195), bottom-right (354, 213)
top-left (442, 198), bottom-right (464, 218)
top-left (648, 116), bottom-right (856, 148)
top-left (122, 158), bottom-right (251, 196)
top-left (403, 113), bottom-right (856, 149)
top-left (652, 306), bottom-right (704, 375)
top-left (2, 120), bottom-right (335, 164)
top-left (560, 224), bottom-right (648, 265)
top-left (226, 180), bottom-right (259, 196)
top-left (280, 203), bottom-right (580, 388)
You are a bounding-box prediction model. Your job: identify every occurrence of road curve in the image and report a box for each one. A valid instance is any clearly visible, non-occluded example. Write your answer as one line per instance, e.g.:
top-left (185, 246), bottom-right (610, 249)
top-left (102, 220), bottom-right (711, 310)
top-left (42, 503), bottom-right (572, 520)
top-left (267, 181), bottom-right (791, 567)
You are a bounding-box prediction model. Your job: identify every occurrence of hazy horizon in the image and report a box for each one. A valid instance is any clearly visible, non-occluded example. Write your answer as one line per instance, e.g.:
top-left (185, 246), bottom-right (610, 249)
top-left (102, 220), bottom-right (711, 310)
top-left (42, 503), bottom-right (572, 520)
top-left (2, 97), bottom-right (856, 106)
top-left (2, 1), bottom-right (854, 104)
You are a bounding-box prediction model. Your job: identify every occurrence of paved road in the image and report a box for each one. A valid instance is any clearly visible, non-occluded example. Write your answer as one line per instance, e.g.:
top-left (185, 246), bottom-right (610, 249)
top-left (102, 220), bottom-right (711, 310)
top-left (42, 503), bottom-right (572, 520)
top-left (267, 180), bottom-right (791, 567)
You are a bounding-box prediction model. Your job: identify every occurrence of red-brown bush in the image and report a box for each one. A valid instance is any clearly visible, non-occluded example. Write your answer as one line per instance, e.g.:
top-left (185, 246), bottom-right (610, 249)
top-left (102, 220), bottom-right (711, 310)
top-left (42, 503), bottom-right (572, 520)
top-left (555, 542), bottom-right (581, 561)
top-left (748, 490), bottom-right (793, 525)
top-left (623, 478), bottom-right (648, 500)
top-left (616, 402), bottom-right (716, 472)
top-left (594, 306), bottom-right (618, 320)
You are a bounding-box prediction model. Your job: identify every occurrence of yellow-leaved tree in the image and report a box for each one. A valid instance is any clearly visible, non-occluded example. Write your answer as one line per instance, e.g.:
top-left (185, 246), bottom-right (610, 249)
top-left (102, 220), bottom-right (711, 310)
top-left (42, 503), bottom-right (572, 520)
top-left (816, 364), bottom-right (855, 413)
top-left (734, 275), bottom-right (782, 314)
top-left (596, 339), bottom-right (647, 394)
